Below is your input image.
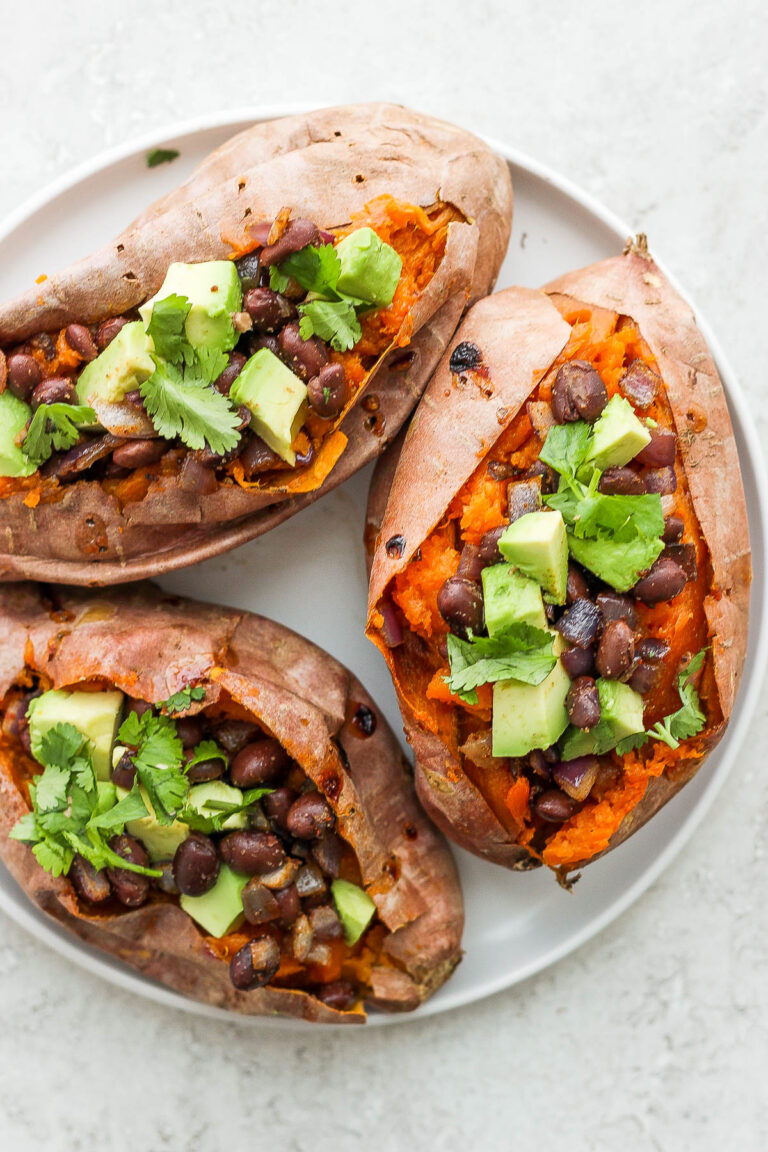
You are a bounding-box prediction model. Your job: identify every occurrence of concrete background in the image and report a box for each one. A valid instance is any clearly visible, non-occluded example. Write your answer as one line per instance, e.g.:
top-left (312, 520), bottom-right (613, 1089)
top-left (0, 2), bottom-right (766, 1148)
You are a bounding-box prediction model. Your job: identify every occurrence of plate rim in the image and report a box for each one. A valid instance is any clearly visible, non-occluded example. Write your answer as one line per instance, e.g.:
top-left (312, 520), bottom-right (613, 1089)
top-left (0, 106), bottom-right (765, 1028)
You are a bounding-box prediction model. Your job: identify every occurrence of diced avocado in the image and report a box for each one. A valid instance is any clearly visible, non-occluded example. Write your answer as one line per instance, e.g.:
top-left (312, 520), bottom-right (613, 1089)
top-left (0, 391), bottom-right (35, 478)
top-left (139, 261), bottom-right (242, 353)
top-left (335, 228), bottom-right (402, 307)
top-left (180, 863), bottom-right (249, 937)
top-left (186, 781), bottom-right (248, 831)
top-left (230, 349), bottom-right (308, 465)
top-left (28, 688), bottom-right (124, 781)
top-left (95, 780), bottom-right (117, 816)
top-left (482, 564), bottom-right (547, 635)
top-left (331, 879), bottom-right (377, 945)
top-left (585, 394), bottom-right (652, 470)
top-left (560, 678), bottom-right (646, 760)
top-left (491, 636), bottom-right (570, 757)
top-left (76, 321), bottom-right (155, 406)
top-left (117, 785), bottom-right (190, 862)
top-left (499, 510), bottom-right (568, 605)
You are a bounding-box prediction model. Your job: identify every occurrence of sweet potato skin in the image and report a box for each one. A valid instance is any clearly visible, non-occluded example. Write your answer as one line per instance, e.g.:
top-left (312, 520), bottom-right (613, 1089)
top-left (0, 104), bottom-right (512, 585)
top-left (366, 250), bottom-right (751, 872)
top-left (0, 583), bottom-right (464, 1021)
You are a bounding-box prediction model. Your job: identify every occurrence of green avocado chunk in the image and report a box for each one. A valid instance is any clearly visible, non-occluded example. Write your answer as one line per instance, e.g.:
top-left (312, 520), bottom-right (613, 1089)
top-left (180, 864), bottom-right (249, 937)
top-left (335, 227), bottom-right (402, 307)
top-left (499, 510), bottom-right (568, 605)
top-left (331, 879), bottom-right (377, 945)
top-left (482, 564), bottom-right (547, 635)
top-left (186, 781), bottom-right (248, 831)
top-left (560, 678), bottom-right (645, 760)
top-left (491, 636), bottom-right (571, 757)
top-left (28, 688), bottom-right (124, 781)
top-left (0, 391), bottom-right (35, 478)
top-left (584, 394), bottom-right (651, 470)
top-left (230, 348), bottom-right (308, 465)
top-left (115, 783), bottom-right (190, 861)
top-left (76, 320), bottom-right (155, 406)
top-left (139, 260), bottom-right (242, 353)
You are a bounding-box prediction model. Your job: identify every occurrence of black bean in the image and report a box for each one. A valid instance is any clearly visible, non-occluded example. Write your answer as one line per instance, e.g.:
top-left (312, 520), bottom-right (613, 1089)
top-left (566, 677), bottom-right (601, 729)
top-left (174, 715), bottom-right (205, 748)
top-left (172, 833), bottom-right (219, 896)
top-left (213, 351), bottom-right (247, 396)
top-left (241, 879), bottom-right (280, 925)
top-left (229, 936), bottom-right (281, 991)
top-left (643, 465), bottom-right (677, 495)
top-left (456, 543), bottom-right (485, 583)
top-left (274, 884), bottom-right (301, 927)
top-left (307, 363), bottom-right (348, 418)
top-left (263, 787), bottom-right (297, 830)
top-left (598, 467), bottom-right (647, 495)
top-left (111, 438), bottom-right (165, 470)
top-left (525, 458), bottom-right (559, 495)
top-left (178, 453), bottom-right (218, 495)
top-left (477, 527), bottom-right (505, 567)
top-left (220, 831), bottom-right (285, 875)
top-left (41, 432), bottom-right (122, 481)
top-left (555, 598), bottom-right (602, 648)
top-left (552, 360), bottom-right (608, 424)
top-left (596, 592), bottom-right (638, 630)
top-left (278, 321), bottom-right (328, 382)
top-left (6, 352), bottom-right (42, 400)
top-left (286, 793), bottom-right (335, 840)
top-left (244, 287), bottom-right (296, 332)
top-left (560, 644), bottom-right (595, 679)
top-left (662, 515), bottom-right (685, 544)
top-left (664, 542), bottom-right (697, 582)
top-left (628, 662), bottom-right (659, 695)
top-left (212, 719), bottom-right (259, 755)
top-left (437, 576), bottom-right (484, 640)
top-left (507, 478), bottom-right (541, 523)
top-left (566, 563), bottom-right (590, 604)
top-left (315, 980), bottom-right (357, 1011)
top-left (106, 835), bottom-right (151, 907)
top-left (65, 323), bottom-right (98, 362)
top-left (528, 750), bottom-right (552, 781)
top-left (636, 427), bottom-right (677, 467)
top-left (31, 376), bottom-right (76, 408)
top-left (488, 459), bottom-right (515, 481)
top-left (125, 699), bottom-right (153, 724)
top-left (186, 756), bottom-right (225, 784)
top-left (533, 789), bottom-right (581, 823)
top-left (634, 556), bottom-right (687, 604)
top-left (552, 756), bottom-right (600, 801)
top-left (260, 218), bottom-right (321, 267)
top-left (111, 750), bottom-right (136, 789)
top-left (620, 360), bottom-right (660, 409)
top-left (238, 433), bottom-right (284, 479)
top-left (636, 637), bottom-right (670, 662)
top-left (231, 738), bottom-right (288, 788)
top-left (311, 832), bottom-right (344, 878)
top-left (69, 855), bottom-right (112, 903)
top-left (596, 619), bottom-right (635, 679)
top-left (235, 252), bottom-right (262, 291)
top-left (96, 317), bottom-right (129, 351)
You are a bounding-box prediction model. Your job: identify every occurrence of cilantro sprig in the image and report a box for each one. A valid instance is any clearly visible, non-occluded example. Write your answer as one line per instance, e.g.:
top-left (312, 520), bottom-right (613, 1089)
top-left (445, 624), bottom-right (557, 705)
top-left (270, 243), bottom-right (363, 352)
top-left (616, 649), bottom-right (708, 754)
top-left (9, 723), bottom-right (158, 879)
top-left (117, 710), bottom-right (188, 825)
top-left (161, 685), bottom-right (206, 715)
top-left (21, 403), bottom-right (98, 467)
top-left (178, 787), bottom-right (273, 834)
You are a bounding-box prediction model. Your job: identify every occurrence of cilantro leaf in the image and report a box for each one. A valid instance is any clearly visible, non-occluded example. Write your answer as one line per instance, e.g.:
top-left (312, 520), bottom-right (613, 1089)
top-left (21, 403), bottom-right (98, 467)
top-left (540, 422), bottom-right (592, 482)
top-left (146, 148), bottom-right (180, 168)
top-left (186, 739), bottom-right (227, 771)
top-left (615, 649), bottom-right (708, 754)
top-left (277, 244), bottom-right (342, 297)
top-left (567, 533), bottom-right (664, 594)
top-left (298, 299), bottom-right (362, 352)
top-left (34, 763), bottom-right (71, 812)
top-left (145, 294), bottom-right (193, 364)
top-left (118, 710), bottom-right (187, 825)
top-left (161, 685), bottom-right (206, 715)
top-left (179, 786), bottom-right (273, 834)
top-left (445, 624), bottom-right (557, 704)
top-left (140, 360), bottom-right (241, 455)
top-left (88, 784), bottom-right (148, 831)
top-left (32, 838), bottom-right (72, 877)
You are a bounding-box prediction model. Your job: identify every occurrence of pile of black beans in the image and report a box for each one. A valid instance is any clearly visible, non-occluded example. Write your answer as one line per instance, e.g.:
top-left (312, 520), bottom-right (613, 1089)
top-left (436, 359), bottom-right (698, 825)
top-left (2, 216), bottom-right (351, 489)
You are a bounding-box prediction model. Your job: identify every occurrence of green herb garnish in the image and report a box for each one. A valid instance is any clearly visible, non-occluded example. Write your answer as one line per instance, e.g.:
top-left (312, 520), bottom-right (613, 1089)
top-left (117, 710), bottom-right (188, 825)
top-left (616, 649), bottom-right (708, 754)
top-left (445, 624), bottom-right (557, 705)
top-left (146, 148), bottom-right (180, 168)
top-left (161, 685), bottom-right (206, 715)
top-left (21, 403), bottom-right (98, 467)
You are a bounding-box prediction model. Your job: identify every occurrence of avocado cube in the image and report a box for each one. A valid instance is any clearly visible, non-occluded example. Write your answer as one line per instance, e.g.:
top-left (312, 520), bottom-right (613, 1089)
top-left (560, 678), bottom-right (646, 760)
top-left (499, 510), bottom-right (568, 605)
top-left (186, 781), bottom-right (248, 831)
top-left (139, 261), bottom-right (241, 353)
top-left (585, 394), bottom-right (652, 470)
top-left (76, 321), bottom-right (155, 406)
top-left (231, 349), bottom-right (308, 465)
top-left (335, 228), bottom-right (402, 307)
top-left (491, 637), bottom-right (570, 757)
top-left (0, 391), bottom-right (35, 478)
top-left (117, 785), bottom-right (190, 862)
top-left (180, 864), bottom-right (249, 938)
top-left (482, 564), bottom-right (547, 635)
top-left (28, 689), bottom-right (124, 781)
top-left (331, 879), bottom-right (377, 945)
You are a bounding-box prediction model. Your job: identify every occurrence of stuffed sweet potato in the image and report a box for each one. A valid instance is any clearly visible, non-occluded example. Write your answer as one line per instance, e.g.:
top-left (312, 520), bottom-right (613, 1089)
top-left (0, 582), bottom-right (463, 1021)
top-left (367, 240), bottom-right (750, 878)
top-left (0, 103), bottom-right (512, 584)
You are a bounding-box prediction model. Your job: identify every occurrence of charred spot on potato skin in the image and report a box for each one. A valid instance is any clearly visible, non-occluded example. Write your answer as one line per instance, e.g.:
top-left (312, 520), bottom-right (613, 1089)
top-left (404, 823), bottom-right (418, 840)
top-left (319, 769), bottom-right (342, 801)
top-left (364, 411), bottom-right (385, 436)
top-left (382, 855), bottom-right (400, 881)
top-left (450, 341), bottom-right (482, 373)
top-left (350, 705), bottom-right (377, 738)
top-left (332, 738), bottom-right (351, 774)
top-left (387, 349), bottom-right (416, 373)
top-left (386, 535), bottom-right (406, 559)
top-left (76, 514), bottom-right (108, 556)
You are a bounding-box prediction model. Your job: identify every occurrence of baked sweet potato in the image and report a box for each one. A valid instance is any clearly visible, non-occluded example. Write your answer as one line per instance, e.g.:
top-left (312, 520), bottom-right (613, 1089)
top-left (0, 582), bottom-right (463, 1021)
top-left (366, 240), bottom-right (750, 878)
top-left (0, 103), bottom-right (512, 584)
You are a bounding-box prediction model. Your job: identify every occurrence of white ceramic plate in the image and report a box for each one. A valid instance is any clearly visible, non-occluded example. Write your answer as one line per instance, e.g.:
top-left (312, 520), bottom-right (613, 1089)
top-left (0, 110), bottom-right (764, 1028)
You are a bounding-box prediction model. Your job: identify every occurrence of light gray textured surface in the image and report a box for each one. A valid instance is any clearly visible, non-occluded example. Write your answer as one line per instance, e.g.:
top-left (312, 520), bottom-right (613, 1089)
top-left (1, 2), bottom-right (766, 1148)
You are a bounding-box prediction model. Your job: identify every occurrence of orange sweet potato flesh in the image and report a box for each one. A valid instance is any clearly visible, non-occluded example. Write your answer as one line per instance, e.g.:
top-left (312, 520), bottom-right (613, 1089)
top-left (0, 582), bottom-right (463, 1022)
top-left (0, 103), bottom-right (513, 585)
top-left (366, 245), bottom-right (750, 876)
